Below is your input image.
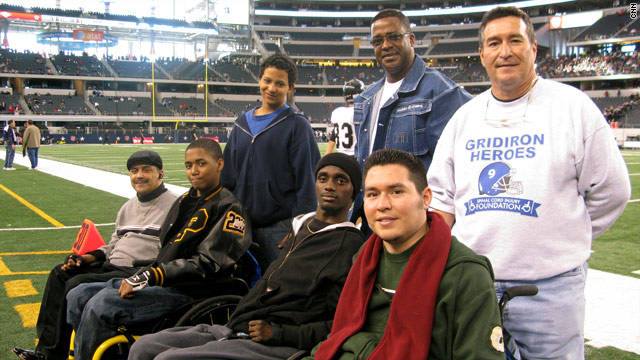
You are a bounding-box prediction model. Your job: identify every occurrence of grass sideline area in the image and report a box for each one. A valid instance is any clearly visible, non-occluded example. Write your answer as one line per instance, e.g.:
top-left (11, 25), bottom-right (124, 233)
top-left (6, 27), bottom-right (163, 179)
top-left (0, 144), bottom-right (638, 359)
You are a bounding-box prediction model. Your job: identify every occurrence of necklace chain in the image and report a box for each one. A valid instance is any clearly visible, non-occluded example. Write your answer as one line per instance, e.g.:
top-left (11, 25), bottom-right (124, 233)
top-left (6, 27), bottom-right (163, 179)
top-left (306, 218), bottom-right (322, 234)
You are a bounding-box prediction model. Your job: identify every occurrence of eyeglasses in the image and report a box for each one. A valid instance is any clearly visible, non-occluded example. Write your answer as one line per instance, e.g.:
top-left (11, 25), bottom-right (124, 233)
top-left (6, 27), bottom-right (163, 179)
top-left (370, 32), bottom-right (411, 47)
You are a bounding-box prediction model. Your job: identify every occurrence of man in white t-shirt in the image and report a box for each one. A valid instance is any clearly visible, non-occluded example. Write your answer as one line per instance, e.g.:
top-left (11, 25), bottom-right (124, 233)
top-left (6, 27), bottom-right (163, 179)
top-left (427, 7), bottom-right (631, 359)
top-left (326, 79), bottom-right (364, 156)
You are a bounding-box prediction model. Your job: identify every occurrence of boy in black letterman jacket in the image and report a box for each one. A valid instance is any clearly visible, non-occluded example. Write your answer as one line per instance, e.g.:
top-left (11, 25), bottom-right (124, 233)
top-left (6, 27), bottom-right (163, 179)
top-left (130, 153), bottom-right (365, 360)
top-left (65, 139), bottom-right (252, 360)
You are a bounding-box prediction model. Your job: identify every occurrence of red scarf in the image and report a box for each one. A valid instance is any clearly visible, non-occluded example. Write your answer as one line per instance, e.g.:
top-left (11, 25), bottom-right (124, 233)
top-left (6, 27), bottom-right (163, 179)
top-left (314, 212), bottom-right (451, 360)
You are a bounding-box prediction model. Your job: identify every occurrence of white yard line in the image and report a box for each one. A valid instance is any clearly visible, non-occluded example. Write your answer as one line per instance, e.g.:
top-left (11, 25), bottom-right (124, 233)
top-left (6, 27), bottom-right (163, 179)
top-left (1, 151), bottom-right (639, 354)
top-left (0, 223), bottom-right (116, 231)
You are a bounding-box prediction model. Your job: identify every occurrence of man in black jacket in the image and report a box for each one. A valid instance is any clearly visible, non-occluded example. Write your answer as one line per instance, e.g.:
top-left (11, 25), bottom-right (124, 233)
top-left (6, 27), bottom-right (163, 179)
top-left (64, 139), bottom-right (252, 360)
top-left (129, 152), bottom-right (365, 360)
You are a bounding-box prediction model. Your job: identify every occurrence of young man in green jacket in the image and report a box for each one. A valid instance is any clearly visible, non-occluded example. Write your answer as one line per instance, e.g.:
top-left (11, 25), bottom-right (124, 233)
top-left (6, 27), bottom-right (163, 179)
top-left (309, 149), bottom-right (504, 360)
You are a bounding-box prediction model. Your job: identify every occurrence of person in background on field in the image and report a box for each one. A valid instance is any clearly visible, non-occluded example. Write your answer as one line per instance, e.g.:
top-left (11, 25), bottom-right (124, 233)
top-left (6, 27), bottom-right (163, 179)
top-left (325, 79), bottom-right (365, 156)
top-left (3, 119), bottom-right (17, 170)
top-left (22, 119), bottom-right (41, 170)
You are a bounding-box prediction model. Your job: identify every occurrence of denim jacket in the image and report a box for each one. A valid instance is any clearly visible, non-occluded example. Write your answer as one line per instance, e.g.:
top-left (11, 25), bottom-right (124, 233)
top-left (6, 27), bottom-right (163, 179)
top-left (353, 56), bottom-right (471, 170)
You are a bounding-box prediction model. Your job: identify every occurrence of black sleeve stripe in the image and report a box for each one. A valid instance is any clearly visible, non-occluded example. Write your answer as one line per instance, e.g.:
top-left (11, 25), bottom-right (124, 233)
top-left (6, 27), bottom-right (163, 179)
top-left (116, 228), bottom-right (162, 238)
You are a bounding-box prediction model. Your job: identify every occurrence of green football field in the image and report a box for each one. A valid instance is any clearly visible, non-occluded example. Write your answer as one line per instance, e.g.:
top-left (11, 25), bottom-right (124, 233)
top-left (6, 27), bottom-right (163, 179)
top-left (0, 144), bottom-right (638, 359)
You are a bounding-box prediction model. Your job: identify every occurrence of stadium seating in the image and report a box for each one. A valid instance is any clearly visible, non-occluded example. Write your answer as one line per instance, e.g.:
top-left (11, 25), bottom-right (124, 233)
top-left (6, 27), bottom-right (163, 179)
top-left (537, 52), bottom-right (639, 78)
top-left (264, 43), bottom-right (282, 54)
top-left (617, 20), bottom-right (640, 37)
top-left (285, 44), bottom-right (354, 57)
top-left (450, 29), bottom-right (479, 38)
top-left (429, 41), bottom-right (479, 55)
top-left (297, 65), bottom-right (324, 85)
top-left (90, 95), bottom-right (173, 116)
top-left (0, 93), bottom-right (23, 114)
top-left (297, 102), bottom-right (337, 123)
top-left (0, 49), bottom-right (49, 74)
top-left (213, 99), bottom-right (258, 117)
top-left (162, 97), bottom-right (207, 117)
top-left (325, 65), bottom-right (384, 85)
top-left (108, 59), bottom-right (169, 79)
top-left (574, 12), bottom-right (634, 41)
top-left (211, 59), bottom-right (257, 83)
top-left (25, 94), bottom-right (93, 115)
top-left (52, 53), bottom-right (111, 77)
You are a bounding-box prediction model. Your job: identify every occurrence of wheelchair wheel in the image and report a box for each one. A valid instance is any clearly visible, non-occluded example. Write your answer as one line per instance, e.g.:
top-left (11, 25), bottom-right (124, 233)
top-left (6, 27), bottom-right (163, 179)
top-left (174, 294), bottom-right (243, 327)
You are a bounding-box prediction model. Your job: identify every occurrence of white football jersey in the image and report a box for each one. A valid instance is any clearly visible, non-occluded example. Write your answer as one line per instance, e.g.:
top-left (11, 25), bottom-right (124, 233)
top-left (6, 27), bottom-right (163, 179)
top-left (329, 106), bottom-right (356, 156)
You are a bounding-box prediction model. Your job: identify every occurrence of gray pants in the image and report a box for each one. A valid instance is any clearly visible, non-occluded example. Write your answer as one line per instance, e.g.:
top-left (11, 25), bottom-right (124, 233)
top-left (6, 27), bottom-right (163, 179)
top-left (128, 324), bottom-right (299, 360)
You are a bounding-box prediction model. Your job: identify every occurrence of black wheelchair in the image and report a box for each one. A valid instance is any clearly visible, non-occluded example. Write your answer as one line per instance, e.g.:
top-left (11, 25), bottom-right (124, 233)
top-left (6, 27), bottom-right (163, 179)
top-left (72, 252), bottom-right (261, 360)
top-left (499, 285), bottom-right (539, 360)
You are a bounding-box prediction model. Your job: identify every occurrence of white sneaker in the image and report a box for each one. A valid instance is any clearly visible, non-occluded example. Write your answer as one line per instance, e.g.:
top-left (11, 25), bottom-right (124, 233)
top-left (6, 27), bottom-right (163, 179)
top-left (5, 167), bottom-right (15, 171)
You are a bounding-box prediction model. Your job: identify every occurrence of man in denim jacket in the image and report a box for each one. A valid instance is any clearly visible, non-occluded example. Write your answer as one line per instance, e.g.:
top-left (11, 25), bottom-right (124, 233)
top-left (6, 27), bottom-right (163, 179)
top-left (352, 9), bottom-right (471, 227)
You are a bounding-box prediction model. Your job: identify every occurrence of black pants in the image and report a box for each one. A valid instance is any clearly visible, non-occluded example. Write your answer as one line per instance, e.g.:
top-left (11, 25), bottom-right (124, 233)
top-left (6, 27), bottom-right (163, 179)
top-left (34, 263), bottom-right (137, 360)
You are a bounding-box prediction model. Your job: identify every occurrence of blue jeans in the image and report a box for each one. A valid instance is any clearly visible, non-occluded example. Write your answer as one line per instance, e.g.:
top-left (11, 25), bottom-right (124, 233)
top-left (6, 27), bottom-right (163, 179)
top-left (495, 263), bottom-right (587, 360)
top-left (253, 218), bottom-right (291, 269)
top-left (27, 147), bottom-right (38, 168)
top-left (66, 279), bottom-right (192, 360)
top-left (4, 145), bottom-right (15, 168)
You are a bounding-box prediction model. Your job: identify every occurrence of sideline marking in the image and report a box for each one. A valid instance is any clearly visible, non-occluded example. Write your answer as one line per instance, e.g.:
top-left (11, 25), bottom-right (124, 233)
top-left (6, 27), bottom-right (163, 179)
top-left (629, 199), bottom-right (640, 203)
top-left (629, 173), bottom-right (640, 176)
top-left (0, 222), bottom-right (115, 232)
top-left (0, 250), bottom-right (68, 256)
top-left (632, 270), bottom-right (640, 275)
top-left (0, 253), bottom-right (65, 276)
top-left (14, 303), bottom-right (39, 328)
top-left (4, 279), bottom-right (38, 298)
top-left (0, 184), bottom-right (64, 227)
top-left (0, 257), bottom-right (50, 276)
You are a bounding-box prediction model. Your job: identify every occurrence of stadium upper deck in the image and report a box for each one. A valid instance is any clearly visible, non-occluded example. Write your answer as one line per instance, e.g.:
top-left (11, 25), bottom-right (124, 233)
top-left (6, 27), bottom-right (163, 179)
top-left (0, 0), bottom-right (637, 128)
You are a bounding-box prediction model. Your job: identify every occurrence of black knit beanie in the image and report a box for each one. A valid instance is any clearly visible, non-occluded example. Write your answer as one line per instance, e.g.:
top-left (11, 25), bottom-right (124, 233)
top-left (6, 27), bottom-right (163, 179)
top-left (315, 153), bottom-right (362, 199)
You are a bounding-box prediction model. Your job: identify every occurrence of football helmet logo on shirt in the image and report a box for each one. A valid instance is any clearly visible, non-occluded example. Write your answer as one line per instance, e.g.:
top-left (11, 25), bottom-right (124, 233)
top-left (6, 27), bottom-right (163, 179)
top-left (478, 162), bottom-right (523, 196)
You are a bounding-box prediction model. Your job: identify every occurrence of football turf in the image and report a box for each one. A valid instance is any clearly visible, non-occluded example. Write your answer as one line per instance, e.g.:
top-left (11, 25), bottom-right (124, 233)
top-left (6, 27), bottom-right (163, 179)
top-left (0, 144), bottom-right (638, 359)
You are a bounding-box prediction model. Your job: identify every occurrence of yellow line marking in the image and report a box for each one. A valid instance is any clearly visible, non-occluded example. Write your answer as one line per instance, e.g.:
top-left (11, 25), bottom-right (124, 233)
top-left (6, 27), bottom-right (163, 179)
top-left (0, 184), bottom-right (65, 227)
top-left (4, 279), bottom-right (38, 298)
top-left (0, 257), bottom-right (54, 276)
top-left (0, 257), bottom-right (12, 275)
top-left (14, 303), bottom-right (40, 328)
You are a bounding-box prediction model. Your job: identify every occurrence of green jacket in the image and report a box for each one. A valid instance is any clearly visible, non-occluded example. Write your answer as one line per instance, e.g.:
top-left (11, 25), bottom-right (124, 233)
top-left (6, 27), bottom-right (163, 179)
top-left (428, 238), bottom-right (503, 360)
top-left (307, 238), bottom-right (504, 360)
